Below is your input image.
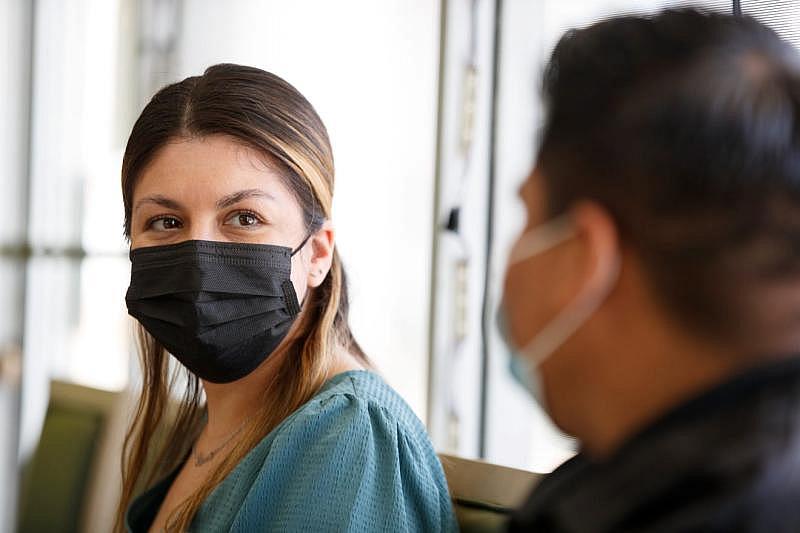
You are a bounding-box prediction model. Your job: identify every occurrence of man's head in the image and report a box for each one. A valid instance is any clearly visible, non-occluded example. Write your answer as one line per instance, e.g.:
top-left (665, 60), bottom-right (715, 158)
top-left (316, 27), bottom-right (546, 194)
top-left (503, 9), bottom-right (800, 454)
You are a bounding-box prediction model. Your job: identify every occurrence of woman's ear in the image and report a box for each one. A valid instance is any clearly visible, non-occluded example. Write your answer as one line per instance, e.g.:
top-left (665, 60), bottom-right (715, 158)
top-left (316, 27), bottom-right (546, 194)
top-left (306, 221), bottom-right (335, 288)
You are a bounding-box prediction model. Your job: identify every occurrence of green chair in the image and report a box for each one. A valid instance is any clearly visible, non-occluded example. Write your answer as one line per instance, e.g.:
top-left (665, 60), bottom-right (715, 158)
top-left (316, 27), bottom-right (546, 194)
top-left (439, 454), bottom-right (540, 533)
top-left (17, 381), bottom-right (124, 533)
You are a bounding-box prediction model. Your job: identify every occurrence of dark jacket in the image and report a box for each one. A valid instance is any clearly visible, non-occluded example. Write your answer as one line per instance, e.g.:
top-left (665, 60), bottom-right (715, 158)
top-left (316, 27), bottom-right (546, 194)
top-left (508, 357), bottom-right (800, 533)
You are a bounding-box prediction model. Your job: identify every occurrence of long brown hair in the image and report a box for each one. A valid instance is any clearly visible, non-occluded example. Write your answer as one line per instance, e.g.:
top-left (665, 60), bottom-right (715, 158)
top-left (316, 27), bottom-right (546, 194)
top-left (114, 63), bottom-right (368, 532)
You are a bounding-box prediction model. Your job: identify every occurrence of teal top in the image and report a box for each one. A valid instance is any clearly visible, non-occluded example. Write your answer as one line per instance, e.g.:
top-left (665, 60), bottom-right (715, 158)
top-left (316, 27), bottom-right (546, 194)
top-left (126, 370), bottom-right (458, 532)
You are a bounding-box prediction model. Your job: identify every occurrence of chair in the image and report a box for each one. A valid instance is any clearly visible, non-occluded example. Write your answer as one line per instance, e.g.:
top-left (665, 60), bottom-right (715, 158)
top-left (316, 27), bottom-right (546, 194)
top-left (17, 380), bottom-right (127, 533)
top-left (439, 453), bottom-right (540, 533)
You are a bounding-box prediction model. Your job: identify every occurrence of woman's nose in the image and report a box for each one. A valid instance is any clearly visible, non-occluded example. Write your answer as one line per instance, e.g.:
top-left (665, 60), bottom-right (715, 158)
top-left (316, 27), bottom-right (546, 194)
top-left (187, 218), bottom-right (225, 242)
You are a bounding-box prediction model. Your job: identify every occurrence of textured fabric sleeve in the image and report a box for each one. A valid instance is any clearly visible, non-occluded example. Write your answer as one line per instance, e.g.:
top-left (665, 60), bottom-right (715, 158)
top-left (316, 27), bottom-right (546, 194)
top-left (229, 390), bottom-right (457, 532)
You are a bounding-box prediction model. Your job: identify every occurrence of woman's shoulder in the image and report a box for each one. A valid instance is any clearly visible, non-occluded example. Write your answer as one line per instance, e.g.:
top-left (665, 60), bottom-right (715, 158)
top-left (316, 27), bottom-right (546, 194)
top-left (223, 370), bottom-right (457, 532)
top-left (275, 370), bottom-right (428, 444)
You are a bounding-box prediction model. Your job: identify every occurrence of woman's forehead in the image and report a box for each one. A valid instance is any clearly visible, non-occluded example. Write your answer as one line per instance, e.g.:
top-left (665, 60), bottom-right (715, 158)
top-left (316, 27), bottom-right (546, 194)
top-left (132, 135), bottom-right (293, 205)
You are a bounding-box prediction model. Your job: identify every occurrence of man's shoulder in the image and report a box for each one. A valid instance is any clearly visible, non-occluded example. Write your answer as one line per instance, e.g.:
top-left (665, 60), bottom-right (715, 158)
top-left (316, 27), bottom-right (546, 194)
top-left (509, 359), bottom-right (800, 533)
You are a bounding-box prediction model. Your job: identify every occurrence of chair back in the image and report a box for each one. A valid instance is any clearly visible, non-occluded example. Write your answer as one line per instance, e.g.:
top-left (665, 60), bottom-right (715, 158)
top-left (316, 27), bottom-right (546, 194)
top-left (439, 453), bottom-right (540, 533)
top-left (18, 380), bottom-right (126, 533)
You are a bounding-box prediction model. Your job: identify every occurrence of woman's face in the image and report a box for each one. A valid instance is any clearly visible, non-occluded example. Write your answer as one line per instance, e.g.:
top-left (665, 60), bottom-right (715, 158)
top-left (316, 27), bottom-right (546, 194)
top-left (129, 134), bottom-right (324, 300)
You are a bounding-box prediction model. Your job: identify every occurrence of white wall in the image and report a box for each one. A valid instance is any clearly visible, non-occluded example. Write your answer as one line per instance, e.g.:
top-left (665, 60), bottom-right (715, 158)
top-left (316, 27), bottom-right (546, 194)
top-left (174, 0), bottom-right (441, 419)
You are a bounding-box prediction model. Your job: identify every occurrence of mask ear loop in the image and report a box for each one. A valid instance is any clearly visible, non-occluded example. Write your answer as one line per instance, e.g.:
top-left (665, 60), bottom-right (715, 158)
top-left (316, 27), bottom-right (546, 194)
top-left (508, 214), bottom-right (574, 267)
top-left (288, 199), bottom-right (323, 311)
top-left (511, 215), bottom-right (622, 368)
top-left (286, 232), bottom-right (312, 313)
top-left (290, 187), bottom-right (324, 257)
top-left (290, 233), bottom-right (312, 257)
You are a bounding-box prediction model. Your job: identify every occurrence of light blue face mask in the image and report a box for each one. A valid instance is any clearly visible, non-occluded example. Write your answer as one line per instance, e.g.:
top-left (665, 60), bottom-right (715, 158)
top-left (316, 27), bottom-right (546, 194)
top-left (497, 309), bottom-right (546, 405)
top-left (499, 215), bottom-right (619, 412)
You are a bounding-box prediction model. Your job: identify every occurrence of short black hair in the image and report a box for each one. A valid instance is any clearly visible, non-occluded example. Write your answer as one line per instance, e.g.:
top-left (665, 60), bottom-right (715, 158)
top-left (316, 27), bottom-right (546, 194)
top-left (537, 8), bottom-right (800, 341)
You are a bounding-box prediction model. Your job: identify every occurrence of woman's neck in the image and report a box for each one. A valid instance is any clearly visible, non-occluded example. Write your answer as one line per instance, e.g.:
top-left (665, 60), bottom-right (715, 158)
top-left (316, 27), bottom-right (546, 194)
top-left (200, 347), bottom-right (366, 440)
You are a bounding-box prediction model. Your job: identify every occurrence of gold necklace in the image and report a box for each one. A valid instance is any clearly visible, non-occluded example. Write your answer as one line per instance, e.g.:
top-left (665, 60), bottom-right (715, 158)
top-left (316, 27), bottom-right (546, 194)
top-left (192, 420), bottom-right (247, 467)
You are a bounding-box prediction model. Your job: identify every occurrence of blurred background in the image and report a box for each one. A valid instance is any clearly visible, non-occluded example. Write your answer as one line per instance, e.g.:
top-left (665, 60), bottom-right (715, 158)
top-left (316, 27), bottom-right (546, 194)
top-left (1, 0), bottom-right (797, 531)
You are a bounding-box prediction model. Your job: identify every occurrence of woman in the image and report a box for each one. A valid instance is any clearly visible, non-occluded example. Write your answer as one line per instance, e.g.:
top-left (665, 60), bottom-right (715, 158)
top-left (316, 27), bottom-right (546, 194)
top-left (115, 63), bottom-right (456, 532)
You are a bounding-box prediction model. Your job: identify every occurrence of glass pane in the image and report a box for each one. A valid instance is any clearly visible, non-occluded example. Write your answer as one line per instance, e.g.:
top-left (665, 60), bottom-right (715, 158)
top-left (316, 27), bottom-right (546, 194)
top-left (0, 0), bottom-right (33, 528)
top-left (0, 37), bottom-right (29, 247)
top-left (19, 0), bottom-right (132, 500)
top-left (28, 0), bottom-right (129, 253)
top-left (57, 256), bottom-right (131, 391)
top-left (0, 258), bottom-right (25, 531)
top-left (19, 255), bottom-right (131, 462)
top-left (20, 257), bottom-right (81, 462)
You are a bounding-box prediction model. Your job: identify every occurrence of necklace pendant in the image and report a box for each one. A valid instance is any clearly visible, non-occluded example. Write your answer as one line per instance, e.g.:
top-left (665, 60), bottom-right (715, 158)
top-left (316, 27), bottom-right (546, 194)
top-left (194, 450), bottom-right (215, 467)
top-left (192, 419), bottom-right (248, 468)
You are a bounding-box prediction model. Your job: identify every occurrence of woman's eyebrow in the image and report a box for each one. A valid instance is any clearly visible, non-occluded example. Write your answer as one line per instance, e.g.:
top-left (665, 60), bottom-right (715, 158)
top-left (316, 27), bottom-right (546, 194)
top-left (216, 188), bottom-right (275, 209)
top-left (134, 195), bottom-right (183, 212)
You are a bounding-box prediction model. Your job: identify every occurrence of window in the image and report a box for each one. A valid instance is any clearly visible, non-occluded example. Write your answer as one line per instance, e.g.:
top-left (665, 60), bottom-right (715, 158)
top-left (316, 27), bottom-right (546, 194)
top-left (739, 0), bottom-right (800, 47)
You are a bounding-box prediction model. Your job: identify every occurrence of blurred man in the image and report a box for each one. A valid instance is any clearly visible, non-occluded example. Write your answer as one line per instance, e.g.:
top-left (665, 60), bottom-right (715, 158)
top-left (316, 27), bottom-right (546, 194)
top-left (502, 8), bottom-right (800, 532)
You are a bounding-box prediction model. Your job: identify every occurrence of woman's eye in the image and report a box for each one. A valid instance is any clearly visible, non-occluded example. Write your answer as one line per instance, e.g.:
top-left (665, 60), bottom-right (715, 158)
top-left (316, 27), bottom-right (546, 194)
top-left (148, 216), bottom-right (183, 231)
top-left (225, 211), bottom-right (262, 228)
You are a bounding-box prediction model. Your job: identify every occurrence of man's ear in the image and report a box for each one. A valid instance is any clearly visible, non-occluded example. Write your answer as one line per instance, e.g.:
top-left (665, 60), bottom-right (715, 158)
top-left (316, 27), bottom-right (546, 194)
top-left (570, 201), bottom-right (622, 302)
top-left (306, 221), bottom-right (335, 289)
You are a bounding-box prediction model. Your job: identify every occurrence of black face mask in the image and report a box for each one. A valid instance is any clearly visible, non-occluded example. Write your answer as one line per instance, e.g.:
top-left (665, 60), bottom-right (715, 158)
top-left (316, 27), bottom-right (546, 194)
top-left (125, 238), bottom-right (308, 383)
